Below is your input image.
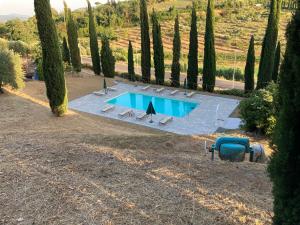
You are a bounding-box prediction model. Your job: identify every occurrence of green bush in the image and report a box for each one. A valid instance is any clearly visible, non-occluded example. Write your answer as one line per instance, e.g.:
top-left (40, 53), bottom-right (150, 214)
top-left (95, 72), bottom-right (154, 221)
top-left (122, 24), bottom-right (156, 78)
top-left (0, 38), bottom-right (8, 50)
top-left (199, 67), bottom-right (244, 81)
top-left (8, 40), bottom-right (30, 56)
top-left (0, 48), bottom-right (25, 90)
top-left (216, 89), bottom-right (249, 97)
top-left (239, 83), bottom-right (278, 136)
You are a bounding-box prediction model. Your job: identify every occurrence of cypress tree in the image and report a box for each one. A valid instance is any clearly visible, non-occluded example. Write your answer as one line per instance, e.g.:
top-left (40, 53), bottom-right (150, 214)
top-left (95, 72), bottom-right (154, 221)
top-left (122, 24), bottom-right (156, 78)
top-left (65, 2), bottom-right (81, 72)
top-left (87, 0), bottom-right (101, 75)
top-left (139, 0), bottom-right (151, 83)
top-left (272, 41), bottom-right (281, 83)
top-left (202, 0), bottom-right (216, 92)
top-left (62, 37), bottom-right (70, 65)
top-left (187, 3), bottom-right (198, 90)
top-left (151, 10), bottom-right (165, 85)
top-left (171, 15), bottom-right (181, 88)
top-left (34, 0), bottom-right (68, 116)
top-left (256, 0), bottom-right (281, 89)
top-left (244, 35), bottom-right (255, 93)
top-left (268, 2), bottom-right (300, 224)
top-left (101, 38), bottom-right (115, 78)
top-left (128, 40), bottom-right (135, 81)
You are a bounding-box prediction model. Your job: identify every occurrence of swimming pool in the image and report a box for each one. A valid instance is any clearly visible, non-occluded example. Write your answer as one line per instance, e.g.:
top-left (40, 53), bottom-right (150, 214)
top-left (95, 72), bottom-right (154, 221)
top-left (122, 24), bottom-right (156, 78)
top-left (107, 92), bottom-right (198, 118)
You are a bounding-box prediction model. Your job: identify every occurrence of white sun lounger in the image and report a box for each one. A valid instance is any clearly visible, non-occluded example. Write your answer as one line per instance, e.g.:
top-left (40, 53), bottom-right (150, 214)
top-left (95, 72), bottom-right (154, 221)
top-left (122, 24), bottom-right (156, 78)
top-left (107, 87), bottom-right (117, 91)
top-left (156, 88), bottom-right (165, 93)
top-left (170, 90), bottom-right (179, 95)
top-left (186, 92), bottom-right (196, 98)
top-left (141, 85), bottom-right (151, 91)
top-left (93, 91), bottom-right (105, 96)
top-left (118, 109), bottom-right (134, 117)
top-left (101, 105), bottom-right (115, 112)
top-left (159, 116), bottom-right (173, 125)
top-left (136, 112), bottom-right (148, 120)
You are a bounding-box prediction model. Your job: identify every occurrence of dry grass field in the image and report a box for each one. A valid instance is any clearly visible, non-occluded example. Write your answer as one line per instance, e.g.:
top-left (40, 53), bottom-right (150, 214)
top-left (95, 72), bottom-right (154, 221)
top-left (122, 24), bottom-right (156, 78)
top-left (0, 71), bottom-right (273, 225)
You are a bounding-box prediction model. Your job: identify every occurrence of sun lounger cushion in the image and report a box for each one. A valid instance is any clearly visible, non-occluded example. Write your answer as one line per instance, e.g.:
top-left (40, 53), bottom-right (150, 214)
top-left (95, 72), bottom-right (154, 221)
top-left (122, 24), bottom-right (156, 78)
top-left (159, 116), bottom-right (173, 125)
top-left (101, 105), bottom-right (114, 112)
top-left (170, 90), bottom-right (179, 95)
top-left (187, 92), bottom-right (195, 98)
top-left (156, 88), bottom-right (165, 93)
top-left (142, 85), bottom-right (151, 90)
top-left (108, 87), bottom-right (117, 91)
top-left (136, 112), bottom-right (148, 120)
top-left (93, 91), bottom-right (105, 96)
top-left (119, 109), bottom-right (133, 117)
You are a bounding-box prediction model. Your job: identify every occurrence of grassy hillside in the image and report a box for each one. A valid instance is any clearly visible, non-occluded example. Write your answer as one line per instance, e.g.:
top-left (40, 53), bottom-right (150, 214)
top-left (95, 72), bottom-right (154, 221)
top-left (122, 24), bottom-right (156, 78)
top-left (105, 0), bottom-right (292, 73)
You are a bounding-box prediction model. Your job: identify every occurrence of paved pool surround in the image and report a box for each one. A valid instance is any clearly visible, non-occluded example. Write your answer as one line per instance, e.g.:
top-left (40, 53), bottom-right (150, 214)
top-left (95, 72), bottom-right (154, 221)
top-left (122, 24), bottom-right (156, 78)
top-left (69, 82), bottom-right (241, 135)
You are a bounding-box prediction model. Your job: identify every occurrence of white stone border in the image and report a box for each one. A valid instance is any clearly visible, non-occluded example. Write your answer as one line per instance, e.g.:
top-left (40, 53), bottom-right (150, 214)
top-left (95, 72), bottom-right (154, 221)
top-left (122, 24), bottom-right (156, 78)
top-left (69, 82), bottom-right (241, 135)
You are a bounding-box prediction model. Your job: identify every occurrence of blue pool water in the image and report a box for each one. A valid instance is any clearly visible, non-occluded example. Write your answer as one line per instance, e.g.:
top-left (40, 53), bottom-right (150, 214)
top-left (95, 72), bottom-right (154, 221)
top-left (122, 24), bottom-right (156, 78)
top-left (107, 92), bottom-right (198, 118)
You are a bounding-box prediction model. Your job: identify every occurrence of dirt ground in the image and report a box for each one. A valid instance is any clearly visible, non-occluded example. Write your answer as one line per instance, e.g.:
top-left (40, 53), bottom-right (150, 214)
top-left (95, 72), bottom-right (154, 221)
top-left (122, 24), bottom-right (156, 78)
top-left (0, 71), bottom-right (273, 225)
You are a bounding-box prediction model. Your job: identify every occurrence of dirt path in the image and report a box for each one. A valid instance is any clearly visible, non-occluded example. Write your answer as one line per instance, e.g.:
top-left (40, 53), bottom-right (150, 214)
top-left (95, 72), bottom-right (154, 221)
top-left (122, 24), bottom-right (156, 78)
top-left (0, 74), bottom-right (272, 225)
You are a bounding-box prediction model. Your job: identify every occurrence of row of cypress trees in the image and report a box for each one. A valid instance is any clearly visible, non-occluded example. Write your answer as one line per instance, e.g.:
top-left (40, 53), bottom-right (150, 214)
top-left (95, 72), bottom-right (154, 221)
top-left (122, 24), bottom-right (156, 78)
top-left (137, 0), bottom-right (282, 93)
top-left (34, 0), bottom-right (115, 116)
top-left (244, 38), bottom-right (281, 93)
top-left (64, 1), bottom-right (81, 73)
top-left (256, 0), bottom-right (282, 89)
top-left (138, 1), bottom-right (217, 92)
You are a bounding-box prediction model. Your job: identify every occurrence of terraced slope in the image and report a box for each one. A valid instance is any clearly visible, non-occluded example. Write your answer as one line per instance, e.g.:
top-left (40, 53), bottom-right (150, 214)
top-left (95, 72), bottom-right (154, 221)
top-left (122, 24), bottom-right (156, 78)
top-left (109, 5), bottom-right (291, 71)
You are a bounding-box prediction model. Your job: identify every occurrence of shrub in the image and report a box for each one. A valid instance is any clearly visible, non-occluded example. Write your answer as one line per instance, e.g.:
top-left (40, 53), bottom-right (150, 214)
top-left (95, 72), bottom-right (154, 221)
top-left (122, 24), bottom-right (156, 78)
top-left (0, 48), bottom-right (25, 91)
top-left (8, 40), bottom-right (30, 56)
top-left (239, 83), bottom-right (278, 136)
top-left (215, 89), bottom-right (249, 97)
top-left (0, 38), bottom-right (8, 50)
top-left (199, 67), bottom-right (244, 81)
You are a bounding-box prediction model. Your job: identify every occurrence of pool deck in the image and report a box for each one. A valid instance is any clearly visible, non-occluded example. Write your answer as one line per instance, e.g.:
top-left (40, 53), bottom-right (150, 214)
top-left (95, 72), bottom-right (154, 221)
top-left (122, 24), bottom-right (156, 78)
top-left (69, 82), bottom-right (241, 135)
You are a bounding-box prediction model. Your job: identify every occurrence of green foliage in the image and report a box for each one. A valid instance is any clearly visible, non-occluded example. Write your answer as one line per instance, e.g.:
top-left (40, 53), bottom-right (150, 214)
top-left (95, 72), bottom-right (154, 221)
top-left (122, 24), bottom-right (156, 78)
top-left (35, 0), bottom-right (68, 116)
top-left (239, 83), bottom-right (278, 136)
top-left (101, 38), bottom-right (115, 78)
top-left (128, 40), bottom-right (135, 81)
top-left (140, 0), bottom-right (151, 83)
top-left (215, 88), bottom-right (249, 97)
top-left (0, 38), bottom-right (8, 50)
top-left (187, 3), bottom-right (198, 90)
top-left (0, 48), bottom-right (25, 90)
top-left (151, 10), bottom-right (165, 85)
top-left (8, 40), bottom-right (30, 56)
top-left (1, 18), bottom-right (37, 43)
top-left (62, 37), bottom-right (70, 64)
top-left (256, 0), bottom-right (281, 89)
top-left (202, 0), bottom-right (216, 92)
top-left (272, 41), bottom-right (281, 83)
top-left (268, 4), bottom-right (300, 224)
top-left (65, 2), bottom-right (82, 72)
top-left (171, 15), bottom-right (181, 87)
top-left (244, 35), bottom-right (255, 93)
top-left (36, 59), bottom-right (44, 81)
top-left (87, 0), bottom-right (101, 75)
top-left (216, 68), bottom-right (244, 81)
